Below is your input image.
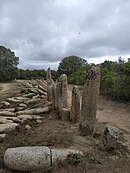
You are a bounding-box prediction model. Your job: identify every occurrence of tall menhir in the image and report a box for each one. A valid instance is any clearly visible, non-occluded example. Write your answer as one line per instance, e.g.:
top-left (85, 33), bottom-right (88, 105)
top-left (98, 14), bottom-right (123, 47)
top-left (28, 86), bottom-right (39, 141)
top-left (79, 66), bottom-right (101, 136)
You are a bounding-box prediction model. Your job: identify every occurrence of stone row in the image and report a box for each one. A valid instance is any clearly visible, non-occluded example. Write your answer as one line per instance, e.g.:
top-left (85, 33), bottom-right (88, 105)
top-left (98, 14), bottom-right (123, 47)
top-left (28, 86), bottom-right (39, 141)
top-left (46, 66), bottom-right (101, 136)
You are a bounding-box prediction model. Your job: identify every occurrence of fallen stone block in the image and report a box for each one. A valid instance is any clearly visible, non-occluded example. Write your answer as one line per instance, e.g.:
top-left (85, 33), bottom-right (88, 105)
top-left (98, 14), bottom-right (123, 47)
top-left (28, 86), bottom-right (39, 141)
top-left (0, 123), bottom-right (19, 133)
top-left (4, 117), bottom-right (22, 123)
top-left (0, 118), bottom-right (13, 124)
top-left (32, 94), bottom-right (40, 99)
top-left (14, 97), bottom-right (29, 101)
top-left (0, 108), bottom-right (15, 112)
top-left (38, 85), bottom-right (47, 92)
top-left (6, 98), bottom-right (23, 103)
top-left (17, 107), bottom-right (49, 115)
top-left (4, 146), bottom-right (82, 171)
top-left (0, 111), bottom-right (16, 117)
top-left (23, 93), bottom-right (35, 98)
top-left (26, 98), bottom-right (41, 104)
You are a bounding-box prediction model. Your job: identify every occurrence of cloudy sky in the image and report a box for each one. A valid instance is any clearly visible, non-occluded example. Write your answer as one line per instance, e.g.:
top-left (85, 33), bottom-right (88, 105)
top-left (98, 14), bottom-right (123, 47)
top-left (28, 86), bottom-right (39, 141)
top-left (0, 0), bottom-right (130, 69)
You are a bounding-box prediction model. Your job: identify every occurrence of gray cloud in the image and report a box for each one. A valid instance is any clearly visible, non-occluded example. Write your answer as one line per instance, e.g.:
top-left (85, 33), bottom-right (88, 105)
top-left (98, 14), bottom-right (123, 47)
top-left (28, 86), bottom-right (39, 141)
top-left (0, 0), bottom-right (130, 69)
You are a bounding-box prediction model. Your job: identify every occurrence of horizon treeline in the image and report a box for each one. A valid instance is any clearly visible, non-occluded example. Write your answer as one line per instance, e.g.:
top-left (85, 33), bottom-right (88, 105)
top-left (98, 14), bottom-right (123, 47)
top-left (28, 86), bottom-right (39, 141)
top-left (0, 45), bottom-right (130, 101)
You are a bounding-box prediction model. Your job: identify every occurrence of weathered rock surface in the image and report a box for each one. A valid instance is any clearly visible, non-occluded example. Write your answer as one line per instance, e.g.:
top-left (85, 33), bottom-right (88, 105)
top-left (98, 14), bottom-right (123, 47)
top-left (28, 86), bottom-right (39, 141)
top-left (4, 146), bottom-right (82, 171)
top-left (0, 101), bottom-right (10, 107)
top-left (0, 118), bottom-right (13, 124)
top-left (0, 111), bottom-right (16, 117)
top-left (59, 74), bottom-right (68, 118)
top-left (6, 98), bottom-right (23, 103)
top-left (0, 133), bottom-right (6, 139)
top-left (79, 66), bottom-right (101, 136)
top-left (0, 123), bottom-right (19, 133)
top-left (62, 108), bottom-right (70, 121)
top-left (71, 85), bottom-right (80, 123)
top-left (25, 125), bottom-right (31, 130)
top-left (100, 125), bottom-right (119, 150)
top-left (17, 107), bottom-right (49, 115)
top-left (19, 103), bottom-right (27, 107)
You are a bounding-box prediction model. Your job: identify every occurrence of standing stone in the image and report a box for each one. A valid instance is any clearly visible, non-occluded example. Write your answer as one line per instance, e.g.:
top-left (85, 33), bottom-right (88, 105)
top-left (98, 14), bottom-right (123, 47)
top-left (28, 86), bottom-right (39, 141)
top-left (46, 67), bottom-right (54, 102)
top-left (59, 74), bottom-right (68, 119)
top-left (52, 83), bottom-right (56, 109)
top-left (46, 67), bottom-right (51, 80)
top-left (71, 85), bottom-right (80, 123)
top-left (79, 66), bottom-right (101, 136)
top-left (62, 108), bottom-right (70, 121)
top-left (55, 82), bottom-right (59, 111)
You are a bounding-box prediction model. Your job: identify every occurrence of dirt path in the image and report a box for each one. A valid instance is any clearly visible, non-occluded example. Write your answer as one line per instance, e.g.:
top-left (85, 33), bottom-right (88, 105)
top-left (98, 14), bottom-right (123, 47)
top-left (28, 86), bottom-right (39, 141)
top-left (0, 83), bottom-right (11, 92)
top-left (0, 80), bottom-right (25, 101)
top-left (97, 97), bottom-right (130, 149)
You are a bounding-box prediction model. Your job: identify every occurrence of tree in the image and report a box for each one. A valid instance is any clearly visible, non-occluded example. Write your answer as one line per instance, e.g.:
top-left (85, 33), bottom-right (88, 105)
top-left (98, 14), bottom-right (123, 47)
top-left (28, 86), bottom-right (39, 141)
top-left (0, 46), bottom-right (19, 81)
top-left (100, 58), bottom-right (130, 101)
top-left (57, 56), bottom-right (87, 76)
top-left (57, 56), bottom-right (88, 84)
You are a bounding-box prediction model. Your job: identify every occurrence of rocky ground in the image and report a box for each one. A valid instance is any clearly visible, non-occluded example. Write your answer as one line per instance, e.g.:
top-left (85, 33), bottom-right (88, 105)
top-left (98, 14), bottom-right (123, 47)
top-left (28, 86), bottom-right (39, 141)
top-left (0, 80), bottom-right (130, 173)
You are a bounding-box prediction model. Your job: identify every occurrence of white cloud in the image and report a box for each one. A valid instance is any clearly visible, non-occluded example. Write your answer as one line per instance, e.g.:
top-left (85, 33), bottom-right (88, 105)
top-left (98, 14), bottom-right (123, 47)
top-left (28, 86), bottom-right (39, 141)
top-left (0, 0), bottom-right (130, 69)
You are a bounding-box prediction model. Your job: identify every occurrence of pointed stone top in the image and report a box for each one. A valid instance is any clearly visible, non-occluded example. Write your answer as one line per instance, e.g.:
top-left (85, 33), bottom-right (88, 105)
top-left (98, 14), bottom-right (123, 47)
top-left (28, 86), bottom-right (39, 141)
top-left (47, 67), bottom-right (51, 80)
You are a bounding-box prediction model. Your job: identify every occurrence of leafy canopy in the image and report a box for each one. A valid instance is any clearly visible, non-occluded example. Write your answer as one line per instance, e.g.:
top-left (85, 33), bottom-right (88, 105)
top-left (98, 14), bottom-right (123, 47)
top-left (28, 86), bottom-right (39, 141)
top-left (57, 56), bottom-right (87, 76)
top-left (0, 46), bottom-right (19, 81)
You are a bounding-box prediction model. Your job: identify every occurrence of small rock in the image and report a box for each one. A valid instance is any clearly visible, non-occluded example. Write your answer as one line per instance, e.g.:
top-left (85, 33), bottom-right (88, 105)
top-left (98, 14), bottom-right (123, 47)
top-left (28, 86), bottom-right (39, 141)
top-left (36, 119), bottom-right (42, 124)
top-left (0, 133), bottom-right (6, 139)
top-left (19, 103), bottom-right (27, 107)
top-left (48, 116), bottom-right (53, 120)
top-left (25, 125), bottom-right (31, 130)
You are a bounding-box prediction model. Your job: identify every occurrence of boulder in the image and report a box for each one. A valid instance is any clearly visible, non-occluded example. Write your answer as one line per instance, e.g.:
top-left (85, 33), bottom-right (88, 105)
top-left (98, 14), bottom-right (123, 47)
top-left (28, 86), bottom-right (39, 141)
top-left (100, 125), bottom-right (119, 150)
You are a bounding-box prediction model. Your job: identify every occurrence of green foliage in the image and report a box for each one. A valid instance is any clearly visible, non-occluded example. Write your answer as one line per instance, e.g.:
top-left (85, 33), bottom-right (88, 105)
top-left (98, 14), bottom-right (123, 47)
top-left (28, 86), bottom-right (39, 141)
top-left (57, 56), bottom-right (89, 84)
top-left (67, 153), bottom-right (82, 165)
top-left (100, 58), bottom-right (130, 101)
top-left (0, 46), bottom-right (19, 81)
top-left (51, 70), bottom-right (58, 81)
top-left (17, 69), bottom-right (46, 80)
